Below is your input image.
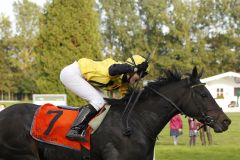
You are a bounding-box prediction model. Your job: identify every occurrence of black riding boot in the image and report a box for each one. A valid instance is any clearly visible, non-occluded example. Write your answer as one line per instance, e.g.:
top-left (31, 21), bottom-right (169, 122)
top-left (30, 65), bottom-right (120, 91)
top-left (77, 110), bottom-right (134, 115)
top-left (66, 104), bottom-right (97, 141)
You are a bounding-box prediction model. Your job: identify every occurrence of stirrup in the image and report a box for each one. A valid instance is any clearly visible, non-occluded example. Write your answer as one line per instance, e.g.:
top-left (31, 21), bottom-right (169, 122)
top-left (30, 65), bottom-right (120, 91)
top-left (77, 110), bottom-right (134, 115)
top-left (66, 128), bottom-right (81, 140)
top-left (67, 130), bottom-right (88, 142)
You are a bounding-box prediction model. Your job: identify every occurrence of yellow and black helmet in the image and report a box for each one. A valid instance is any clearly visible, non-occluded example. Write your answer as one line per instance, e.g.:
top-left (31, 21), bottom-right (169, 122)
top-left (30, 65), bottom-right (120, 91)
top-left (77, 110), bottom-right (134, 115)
top-left (126, 55), bottom-right (149, 77)
top-left (126, 55), bottom-right (146, 66)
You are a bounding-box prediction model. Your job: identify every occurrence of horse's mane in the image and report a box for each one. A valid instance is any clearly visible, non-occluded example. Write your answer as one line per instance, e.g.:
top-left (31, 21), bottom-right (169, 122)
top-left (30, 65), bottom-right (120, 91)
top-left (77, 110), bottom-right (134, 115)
top-left (105, 68), bottom-right (182, 106)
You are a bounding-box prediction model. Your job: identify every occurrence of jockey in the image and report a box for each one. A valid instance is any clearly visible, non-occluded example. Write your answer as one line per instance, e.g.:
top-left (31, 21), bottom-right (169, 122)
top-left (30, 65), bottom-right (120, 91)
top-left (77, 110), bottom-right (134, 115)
top-left (60, 55), bottom-right (149, 141)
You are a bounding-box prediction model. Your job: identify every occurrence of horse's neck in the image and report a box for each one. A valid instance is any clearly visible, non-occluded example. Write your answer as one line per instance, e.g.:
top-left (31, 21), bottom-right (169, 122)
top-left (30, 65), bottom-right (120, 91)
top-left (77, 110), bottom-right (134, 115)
top-left (134, 85), bottom-right (184, 137)
top-left (134, 104), bottom-right (178, 139)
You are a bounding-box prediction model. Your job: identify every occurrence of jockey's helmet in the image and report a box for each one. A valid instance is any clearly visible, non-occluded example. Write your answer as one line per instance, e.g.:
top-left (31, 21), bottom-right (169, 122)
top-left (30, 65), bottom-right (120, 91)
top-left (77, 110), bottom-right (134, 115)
top-left (126, 55), bottom-right (146, 66)
top-left (126, 55), bottom-right (149, 77)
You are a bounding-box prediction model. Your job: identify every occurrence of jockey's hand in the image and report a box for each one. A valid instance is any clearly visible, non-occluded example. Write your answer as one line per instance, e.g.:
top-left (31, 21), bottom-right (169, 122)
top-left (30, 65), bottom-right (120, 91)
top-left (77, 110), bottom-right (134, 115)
top-left (136, 62), bottom-right (148, 72)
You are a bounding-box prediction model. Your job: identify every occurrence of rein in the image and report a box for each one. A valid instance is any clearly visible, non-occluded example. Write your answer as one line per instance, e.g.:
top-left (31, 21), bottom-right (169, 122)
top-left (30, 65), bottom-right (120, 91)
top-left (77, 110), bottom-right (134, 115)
top-left (146, 86), bottom-right (185, 115)
top-left (121, 89), bottom-right (143, 136)
top-left (121, 53), bottom-right (151, 136)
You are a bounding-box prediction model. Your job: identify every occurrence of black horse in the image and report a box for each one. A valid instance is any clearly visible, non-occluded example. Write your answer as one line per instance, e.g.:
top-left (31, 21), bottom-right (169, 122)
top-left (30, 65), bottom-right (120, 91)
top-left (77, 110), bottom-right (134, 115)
top-left (0, 67), bottom-right (231, 160)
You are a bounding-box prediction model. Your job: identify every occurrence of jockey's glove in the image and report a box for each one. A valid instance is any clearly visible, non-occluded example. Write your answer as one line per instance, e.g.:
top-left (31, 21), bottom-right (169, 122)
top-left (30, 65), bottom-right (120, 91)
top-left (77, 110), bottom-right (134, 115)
top-left (136, 62), bottom-right (148, 72)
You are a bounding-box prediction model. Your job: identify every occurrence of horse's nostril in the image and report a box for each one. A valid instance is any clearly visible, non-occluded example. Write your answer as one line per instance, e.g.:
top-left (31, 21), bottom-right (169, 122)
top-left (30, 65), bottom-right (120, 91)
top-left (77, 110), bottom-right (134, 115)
top-left (223, 119), bottom-right (231, 126)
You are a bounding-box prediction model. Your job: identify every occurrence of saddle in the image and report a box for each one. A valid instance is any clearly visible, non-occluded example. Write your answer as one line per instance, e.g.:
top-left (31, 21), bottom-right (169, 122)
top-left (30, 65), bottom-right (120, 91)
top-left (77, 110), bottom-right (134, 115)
top-left (30, 103), bottom-right (110, 152)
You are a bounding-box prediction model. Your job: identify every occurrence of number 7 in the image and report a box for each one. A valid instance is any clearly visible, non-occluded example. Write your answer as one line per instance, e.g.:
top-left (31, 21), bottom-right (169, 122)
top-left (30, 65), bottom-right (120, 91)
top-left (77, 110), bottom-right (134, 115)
top-left (44, 110), bottom-right (63, 136)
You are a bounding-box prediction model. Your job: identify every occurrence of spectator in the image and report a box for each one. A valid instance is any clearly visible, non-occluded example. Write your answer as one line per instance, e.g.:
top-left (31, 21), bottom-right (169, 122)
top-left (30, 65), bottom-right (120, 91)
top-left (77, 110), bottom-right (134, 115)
top-left (169, 114), bottom-right (183, 145)
top-left (188, 117), bottom-right (198, 146)
top-left (197, 121), bottom-right (213, 145)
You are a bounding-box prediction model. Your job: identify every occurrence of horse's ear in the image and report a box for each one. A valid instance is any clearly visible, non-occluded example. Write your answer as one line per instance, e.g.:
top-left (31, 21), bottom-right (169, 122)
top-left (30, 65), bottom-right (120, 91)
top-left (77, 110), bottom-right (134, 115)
top-left (190, 66), bottom-right (203, 83)
top-left (192, 66), bottom-right (198, 77)
top-left (190, 66), bottom-right (198, 82)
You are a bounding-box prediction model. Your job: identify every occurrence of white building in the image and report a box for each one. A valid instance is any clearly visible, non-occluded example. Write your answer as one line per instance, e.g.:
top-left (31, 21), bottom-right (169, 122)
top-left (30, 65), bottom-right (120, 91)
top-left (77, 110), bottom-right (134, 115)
top-left (201, 72), bottom-right (240, 112)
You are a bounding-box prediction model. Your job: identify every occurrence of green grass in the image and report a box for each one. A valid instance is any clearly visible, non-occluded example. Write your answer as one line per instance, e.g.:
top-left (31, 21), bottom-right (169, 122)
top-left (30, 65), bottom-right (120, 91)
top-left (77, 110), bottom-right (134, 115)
top-left (155, 113), bottom-right (240, 160)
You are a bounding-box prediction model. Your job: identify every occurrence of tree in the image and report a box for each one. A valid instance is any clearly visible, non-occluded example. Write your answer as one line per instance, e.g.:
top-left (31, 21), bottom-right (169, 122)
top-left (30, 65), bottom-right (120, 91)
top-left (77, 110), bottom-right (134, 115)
top-left (12, 0), bottom-right (42, 98)
top-left (36, 0), bottom-right (102, 105)
top-left (99, 0), bottom-right (170, 77)
top-left (99, 0), bottom-right (240, 78)
top-left (0, 14), bottom-right (17, 100)
top-left (195, 0), bottom-right (239, 76)
top-left (229, 0), bottom-right (240, 72)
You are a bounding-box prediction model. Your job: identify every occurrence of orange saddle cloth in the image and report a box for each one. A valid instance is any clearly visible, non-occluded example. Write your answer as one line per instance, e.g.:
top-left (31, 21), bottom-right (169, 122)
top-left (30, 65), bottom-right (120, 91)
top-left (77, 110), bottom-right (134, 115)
top-left (30, 103), bottom-right (91, 151)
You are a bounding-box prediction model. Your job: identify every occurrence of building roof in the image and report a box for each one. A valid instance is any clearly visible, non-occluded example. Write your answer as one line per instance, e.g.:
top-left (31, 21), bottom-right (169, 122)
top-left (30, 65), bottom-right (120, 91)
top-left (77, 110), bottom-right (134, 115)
top-left (201, 72), bottom-right (240, 83)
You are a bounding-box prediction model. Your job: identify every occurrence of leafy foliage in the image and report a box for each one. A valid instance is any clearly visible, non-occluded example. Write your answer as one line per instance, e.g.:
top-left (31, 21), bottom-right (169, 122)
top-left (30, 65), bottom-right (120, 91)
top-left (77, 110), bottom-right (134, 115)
top-left (36, 0), bottom-right (102, 105)
top-left (99, 0), bottom-right (240, 77)
top-left (0, 15), bottom-right (17, 99)
top-left (0, 0), bottom-right (240, 103)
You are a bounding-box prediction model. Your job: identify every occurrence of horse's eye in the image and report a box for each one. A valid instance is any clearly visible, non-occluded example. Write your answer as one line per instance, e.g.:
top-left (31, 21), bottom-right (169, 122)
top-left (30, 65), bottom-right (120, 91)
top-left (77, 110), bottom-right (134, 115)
top-left (201, 93), bottom-right (207, 98)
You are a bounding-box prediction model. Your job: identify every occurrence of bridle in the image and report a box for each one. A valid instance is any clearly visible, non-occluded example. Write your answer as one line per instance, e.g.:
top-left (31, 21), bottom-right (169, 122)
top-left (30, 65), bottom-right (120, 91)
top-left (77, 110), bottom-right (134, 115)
top-left (146, 80), bottom-right (221, 127)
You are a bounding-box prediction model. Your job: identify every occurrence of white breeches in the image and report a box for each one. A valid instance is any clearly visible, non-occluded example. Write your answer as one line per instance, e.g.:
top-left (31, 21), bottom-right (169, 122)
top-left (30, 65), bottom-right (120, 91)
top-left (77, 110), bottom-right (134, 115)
top-left (60, 62), bottom-right (106, 111)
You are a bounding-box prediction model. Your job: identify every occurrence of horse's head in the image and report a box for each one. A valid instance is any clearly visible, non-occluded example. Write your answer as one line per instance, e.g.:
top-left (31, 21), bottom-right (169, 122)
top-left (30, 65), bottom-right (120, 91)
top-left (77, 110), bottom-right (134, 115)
top-left (180, 67), bottom-right (231, 133)
top-left (145, 66), bottom-right (231, 133)
top-left (107, 67), bottom-right (231, 134)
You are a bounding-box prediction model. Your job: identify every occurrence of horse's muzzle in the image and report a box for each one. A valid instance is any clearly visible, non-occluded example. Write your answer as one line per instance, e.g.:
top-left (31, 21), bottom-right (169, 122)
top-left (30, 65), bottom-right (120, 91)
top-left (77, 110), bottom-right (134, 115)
top-left (213, 118), bottom-right (231, 133)
top-left (222, 118), bottom-right (231, 129)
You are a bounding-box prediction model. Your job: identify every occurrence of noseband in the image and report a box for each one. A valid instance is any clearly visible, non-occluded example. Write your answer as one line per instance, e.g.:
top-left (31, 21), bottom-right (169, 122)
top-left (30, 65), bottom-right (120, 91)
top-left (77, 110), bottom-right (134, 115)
top-left (146, 82), bottom-right (219, 126)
